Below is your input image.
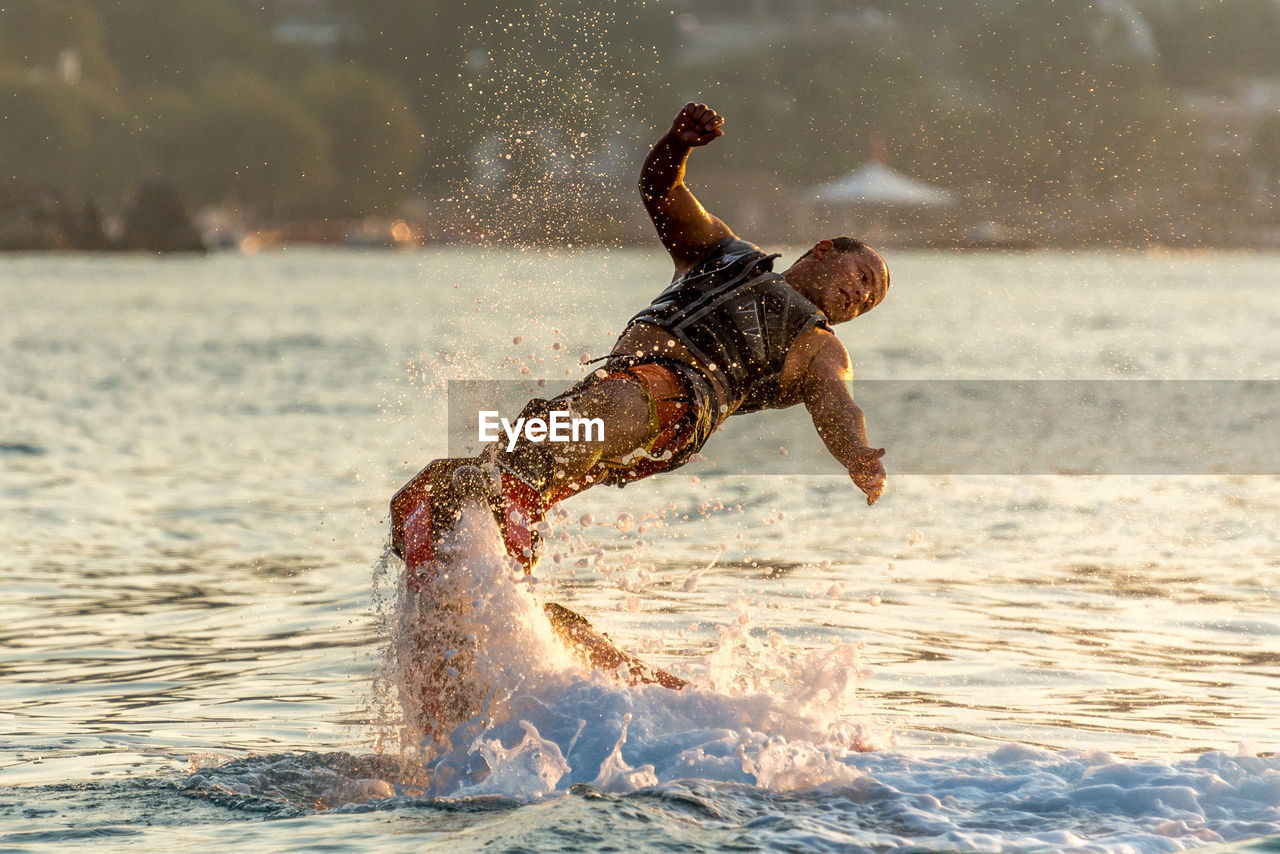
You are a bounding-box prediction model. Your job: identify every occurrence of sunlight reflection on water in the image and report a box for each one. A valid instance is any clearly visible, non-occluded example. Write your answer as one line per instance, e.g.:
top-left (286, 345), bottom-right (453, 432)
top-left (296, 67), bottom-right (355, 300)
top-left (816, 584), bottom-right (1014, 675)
top-left (1, 249), bottom-right (1277, 850)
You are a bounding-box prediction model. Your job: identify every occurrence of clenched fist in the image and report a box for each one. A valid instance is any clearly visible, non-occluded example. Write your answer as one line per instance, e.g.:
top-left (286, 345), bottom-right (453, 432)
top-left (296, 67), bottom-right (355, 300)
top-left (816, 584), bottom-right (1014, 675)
top-left (667, 102), bottom-right (724, 147)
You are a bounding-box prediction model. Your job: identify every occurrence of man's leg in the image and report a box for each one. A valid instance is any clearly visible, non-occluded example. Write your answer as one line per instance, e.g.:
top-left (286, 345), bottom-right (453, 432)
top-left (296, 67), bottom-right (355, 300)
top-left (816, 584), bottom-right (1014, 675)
top-left (393, 366), bottom-right (693, 571)
top-left (480, 373), bottom-right (655, 570)
top-left (489, 375), bottom-right (653, 490)
top-left (542, 375), bottom-right (654, 484)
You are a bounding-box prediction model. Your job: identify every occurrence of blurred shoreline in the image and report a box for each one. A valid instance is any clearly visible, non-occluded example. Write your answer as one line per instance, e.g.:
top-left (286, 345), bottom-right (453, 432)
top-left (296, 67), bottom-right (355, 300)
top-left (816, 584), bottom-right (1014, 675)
top-left (5, 3), bottom-right (1277, 255)
top-left (5, 204), bottom-right (1279, 255)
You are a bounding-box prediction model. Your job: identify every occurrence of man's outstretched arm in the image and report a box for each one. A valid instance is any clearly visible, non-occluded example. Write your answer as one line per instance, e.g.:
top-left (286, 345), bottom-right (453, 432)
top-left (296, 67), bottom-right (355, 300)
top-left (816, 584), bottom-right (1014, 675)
top-left (801, 334), bottom-right (887, 505)
top-left (639, 102), bottom-right (735, 272)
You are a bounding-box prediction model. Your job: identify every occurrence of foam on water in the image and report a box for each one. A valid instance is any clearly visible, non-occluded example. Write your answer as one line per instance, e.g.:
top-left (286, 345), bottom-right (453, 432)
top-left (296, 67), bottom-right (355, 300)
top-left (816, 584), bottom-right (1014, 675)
top-left (61, 489), bottom-right (1280, 851)
top-left (372, 502), bottom-right (880, 799)
top-left (179, 503), bottom-right (1271, 853)
top-left (178, 742), bottom-right (1280, 851)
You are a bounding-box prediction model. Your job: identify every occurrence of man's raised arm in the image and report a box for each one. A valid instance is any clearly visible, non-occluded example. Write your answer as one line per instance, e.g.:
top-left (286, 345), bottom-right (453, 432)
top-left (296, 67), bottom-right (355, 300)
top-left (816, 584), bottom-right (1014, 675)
top-left (801, 334), bottom-right (887, 506)
top-left (639, 103), bottom-right (735, 272)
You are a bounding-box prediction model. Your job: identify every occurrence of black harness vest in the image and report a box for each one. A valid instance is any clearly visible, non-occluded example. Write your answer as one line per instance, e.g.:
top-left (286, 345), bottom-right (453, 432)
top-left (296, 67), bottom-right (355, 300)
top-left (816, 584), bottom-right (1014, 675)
top-left (627, 238), bottom-right (831, 414)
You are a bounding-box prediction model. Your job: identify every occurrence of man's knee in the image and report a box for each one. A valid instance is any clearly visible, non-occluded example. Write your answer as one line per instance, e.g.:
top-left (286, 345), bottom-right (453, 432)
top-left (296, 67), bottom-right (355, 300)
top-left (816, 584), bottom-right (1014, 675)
top-left (495, 374), bottom-right (656, 493)
top-left (570, 378), bottom-right (652, 454)
top-left (574, 376), bottom-right (647, 416)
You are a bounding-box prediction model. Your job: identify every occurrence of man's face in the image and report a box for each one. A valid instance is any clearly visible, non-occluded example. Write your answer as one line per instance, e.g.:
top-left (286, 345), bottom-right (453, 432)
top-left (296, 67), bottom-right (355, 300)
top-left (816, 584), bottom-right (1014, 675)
top-left (815, 248), bottom-right (889, 323)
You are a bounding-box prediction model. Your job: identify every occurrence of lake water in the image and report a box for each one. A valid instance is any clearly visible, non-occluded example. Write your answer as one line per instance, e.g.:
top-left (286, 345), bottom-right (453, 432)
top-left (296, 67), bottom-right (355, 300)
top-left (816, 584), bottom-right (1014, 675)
top-left (1, 247), bottom-right (1277, 852)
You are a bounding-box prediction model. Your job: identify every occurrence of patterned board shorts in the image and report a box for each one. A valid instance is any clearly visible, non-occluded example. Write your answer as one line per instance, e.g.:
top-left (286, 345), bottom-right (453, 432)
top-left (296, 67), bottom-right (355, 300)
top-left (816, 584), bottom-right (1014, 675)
top-left (543, 355), bottom-right (721, 500)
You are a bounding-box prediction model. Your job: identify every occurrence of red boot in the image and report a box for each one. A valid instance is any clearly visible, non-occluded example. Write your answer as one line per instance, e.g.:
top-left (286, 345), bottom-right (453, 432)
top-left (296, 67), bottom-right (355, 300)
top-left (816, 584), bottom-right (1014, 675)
top-left (496, 469), bottom-right (547, 574)
top-left (390, 458), bottom-right (549, 584)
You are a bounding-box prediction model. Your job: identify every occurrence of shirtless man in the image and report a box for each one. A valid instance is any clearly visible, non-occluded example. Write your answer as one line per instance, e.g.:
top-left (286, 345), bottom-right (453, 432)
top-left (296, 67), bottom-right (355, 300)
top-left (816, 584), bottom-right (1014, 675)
top-left (392, 102), bottom-right (890, 574)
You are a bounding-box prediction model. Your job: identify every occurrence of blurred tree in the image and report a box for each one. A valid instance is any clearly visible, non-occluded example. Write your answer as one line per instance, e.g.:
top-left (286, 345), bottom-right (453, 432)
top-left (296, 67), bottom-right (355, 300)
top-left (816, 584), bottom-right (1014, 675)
top-left (301, 64), bottom-right (423, 216)
top-left (678, 18), bottom-right (975, 198)
top-left (96, 0), bottom-right (281, 92)
top-left (127, 86), bottom-right (202, 184)
top-left (329, 0), bottom-right (466, 197)
top-left (953, 0), bottom-right (1198, 235)
top-left (1, 0), bottom-right (1272, 244)
top-left (166, 72), bottom-right (336, 218)
top-left (0, 0), bottom-right (121, 89)
top-left (1256, 115), bottom-right (1280, 184)
top-left (330, 0), bottom-right (461, 92)
top-left (121, 179), bottom-right (204, 252)
top-left (392, 0), bottom-right (667, 240)
top-left (0, 70), bottom-right (129, 198)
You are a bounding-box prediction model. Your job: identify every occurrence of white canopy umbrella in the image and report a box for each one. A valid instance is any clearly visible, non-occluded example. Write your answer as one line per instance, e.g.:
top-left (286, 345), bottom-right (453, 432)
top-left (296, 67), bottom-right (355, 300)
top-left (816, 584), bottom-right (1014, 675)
top-left (810, 160), bottom-right (955, 207)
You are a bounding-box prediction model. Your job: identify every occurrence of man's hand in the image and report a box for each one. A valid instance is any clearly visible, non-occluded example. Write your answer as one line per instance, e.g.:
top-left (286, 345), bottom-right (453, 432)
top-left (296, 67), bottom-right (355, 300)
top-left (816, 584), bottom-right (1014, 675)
top-left (639, 103), bottom-right (734, 270)
top-left (668, 102), bottom-right (724, 148)
top-left (848, 446), bottom-right (887, 506)
top-left (798, 331), bottom-right (887, 507)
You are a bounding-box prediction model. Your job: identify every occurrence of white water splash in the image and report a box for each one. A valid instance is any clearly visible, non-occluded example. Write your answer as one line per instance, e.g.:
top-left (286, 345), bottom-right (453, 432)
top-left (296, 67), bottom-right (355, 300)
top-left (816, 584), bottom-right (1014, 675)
top-left (376, 503), bottom-right (881, 798)
top-left (384, 499), bottom-right (577, 755)
top-left (590, 713), bottom-right (657, 793)
top-left (453, 720), bottom-right (572, 799)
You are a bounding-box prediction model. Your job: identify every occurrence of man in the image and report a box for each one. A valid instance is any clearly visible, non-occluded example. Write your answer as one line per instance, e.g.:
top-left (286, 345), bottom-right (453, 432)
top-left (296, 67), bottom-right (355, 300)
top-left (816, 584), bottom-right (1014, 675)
top-left (392, 102), bottom-right (889, 578)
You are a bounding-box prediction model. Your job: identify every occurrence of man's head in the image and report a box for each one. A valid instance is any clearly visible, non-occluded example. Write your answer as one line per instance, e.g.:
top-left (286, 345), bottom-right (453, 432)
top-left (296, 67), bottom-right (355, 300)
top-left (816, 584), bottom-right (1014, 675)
top-left (781, 237), bottom-right (889, 323)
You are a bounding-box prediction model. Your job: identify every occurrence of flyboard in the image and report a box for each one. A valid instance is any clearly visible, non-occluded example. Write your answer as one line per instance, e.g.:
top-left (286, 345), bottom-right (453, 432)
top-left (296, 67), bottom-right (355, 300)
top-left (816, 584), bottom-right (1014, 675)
top-left (390, 458), bottom-right (686, 692)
